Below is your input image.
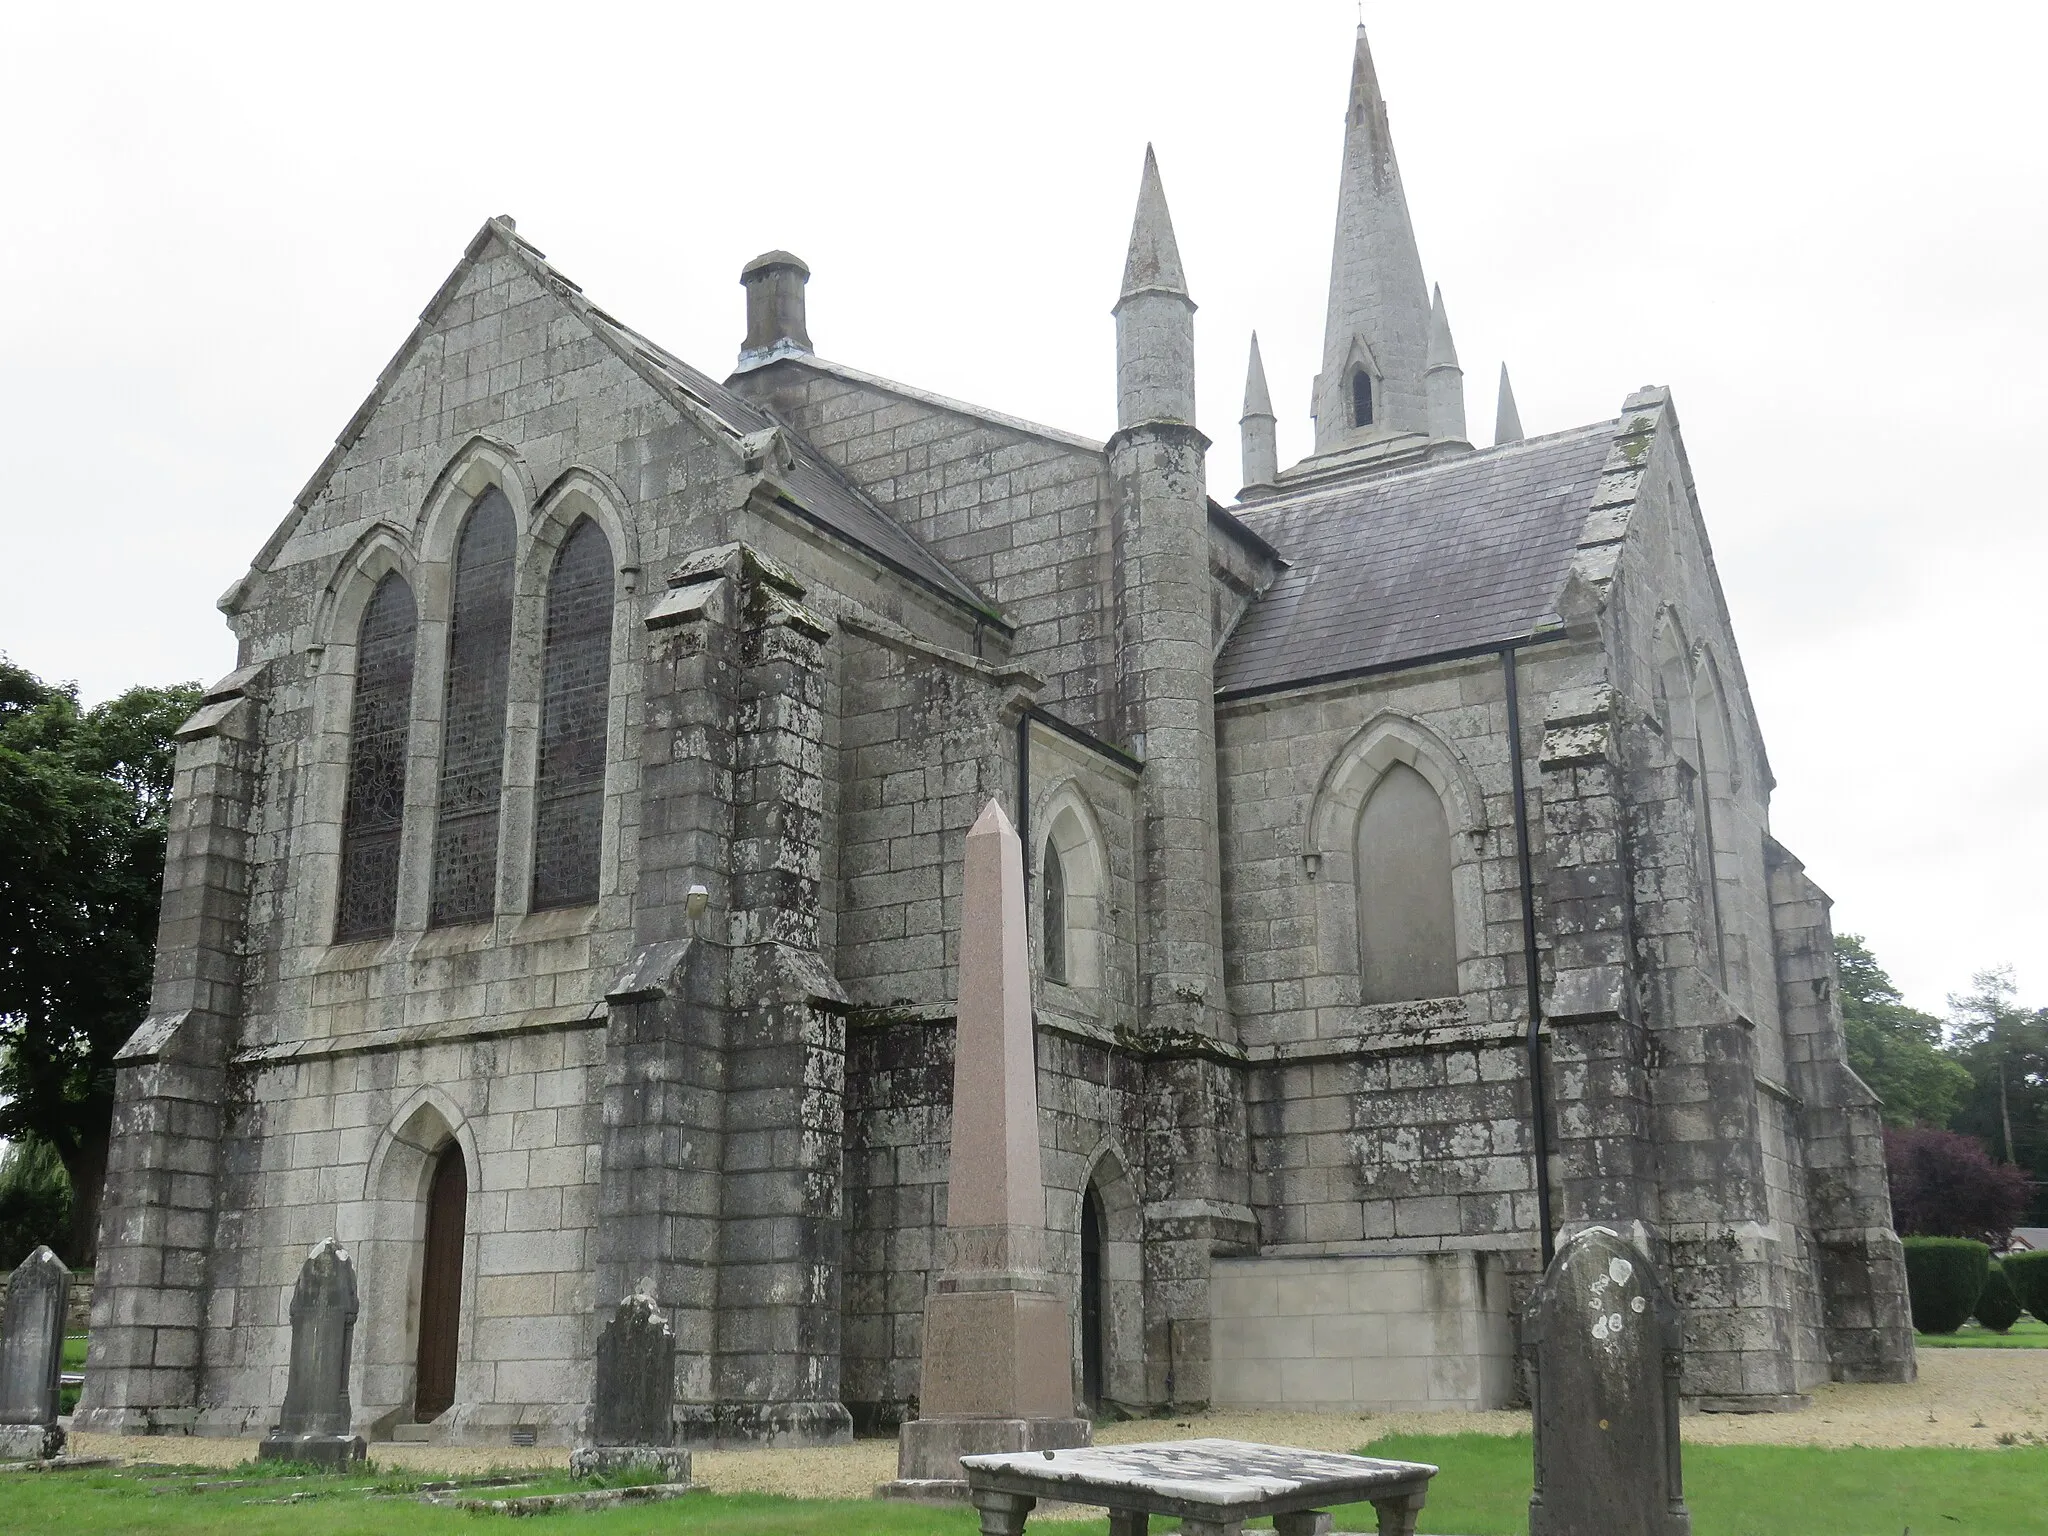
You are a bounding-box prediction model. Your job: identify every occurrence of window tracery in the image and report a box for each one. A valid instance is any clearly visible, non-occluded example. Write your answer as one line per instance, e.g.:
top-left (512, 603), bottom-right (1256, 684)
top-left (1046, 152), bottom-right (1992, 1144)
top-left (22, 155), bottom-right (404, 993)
top-left (336, 572), bottom-right (417, 941)
top-left (531, 516), bottom-right (614, 910)
top-left (428, 487), bottom-right (516, 927)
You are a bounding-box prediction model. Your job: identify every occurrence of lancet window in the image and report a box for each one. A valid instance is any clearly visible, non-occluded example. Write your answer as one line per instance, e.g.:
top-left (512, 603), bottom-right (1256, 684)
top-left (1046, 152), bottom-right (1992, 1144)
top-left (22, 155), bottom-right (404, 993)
top-left (1041, 839), bottom-right (1069, 985)
top-left (1355, 761), bottom-right (1457, 1002)
top-left (336, 572), bottom-right (418, 941)
top-left (1351, 369), bottom-right (1374, 428)
top-left (531, 517), bottom-right (615, 910)
top-left (428, 487), bottom-right (516, 927)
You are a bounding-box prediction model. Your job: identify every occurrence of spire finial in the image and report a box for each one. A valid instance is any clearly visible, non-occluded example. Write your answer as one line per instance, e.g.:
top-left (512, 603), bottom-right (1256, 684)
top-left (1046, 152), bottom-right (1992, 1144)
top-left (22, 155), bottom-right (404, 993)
top-left (1242, 331), bottom-right (1274, 420)
top-left (1495, 364), bottom-right (1525, 445)
top-left (1119, 144), bottom-right (1188, 304)
top-left (1113, 146), bottom-right (1196, 430)
top-left (1240, 332), bottom-right (1278, 492)
top-left (1425, 284), bottom-right (1459, 371)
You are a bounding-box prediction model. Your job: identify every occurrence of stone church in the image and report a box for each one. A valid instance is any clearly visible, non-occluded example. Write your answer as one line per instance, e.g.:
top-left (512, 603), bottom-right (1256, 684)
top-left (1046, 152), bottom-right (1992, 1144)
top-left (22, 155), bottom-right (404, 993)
top-left (80, 25), bottom-right (1913, 1446)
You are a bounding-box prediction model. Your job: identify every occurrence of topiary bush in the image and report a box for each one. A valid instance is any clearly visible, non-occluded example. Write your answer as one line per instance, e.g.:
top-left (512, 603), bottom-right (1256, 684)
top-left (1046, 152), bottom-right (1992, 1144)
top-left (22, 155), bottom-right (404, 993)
top-left (1902, 1236), bottom-right (1989, 1333)
top-left (2002, 1249), bottom-right (2048, 1324)
top-left (1974, 1259), bottom-right (2024, 1332)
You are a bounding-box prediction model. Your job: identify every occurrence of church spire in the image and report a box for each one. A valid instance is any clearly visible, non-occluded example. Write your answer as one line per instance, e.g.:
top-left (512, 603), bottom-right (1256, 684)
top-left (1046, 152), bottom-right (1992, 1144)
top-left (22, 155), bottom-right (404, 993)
top-left (1495, 364), bottom-right (1525, 445)
top-left (1114, 145), bottom-right (1196, 430)
top-left (1240, 332), bottom-right (1278, 491)
top-left (1424, 284), bottom-right (1467, 444)
top-left (1312, 22), bottom-right (1432, 452)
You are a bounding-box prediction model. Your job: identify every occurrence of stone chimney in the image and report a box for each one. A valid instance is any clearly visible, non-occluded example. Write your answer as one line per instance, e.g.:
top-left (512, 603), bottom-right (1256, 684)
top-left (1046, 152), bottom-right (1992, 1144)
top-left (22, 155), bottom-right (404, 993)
top-left (739, 251), bottom-right (812, 363)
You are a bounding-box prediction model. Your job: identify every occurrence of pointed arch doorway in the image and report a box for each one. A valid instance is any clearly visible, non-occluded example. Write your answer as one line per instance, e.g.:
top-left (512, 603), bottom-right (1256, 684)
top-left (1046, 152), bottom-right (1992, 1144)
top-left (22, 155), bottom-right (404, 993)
top-left (414, 1143), bottom-right (467, 1421)
top-left (1080, 1185), bottom-right (1107, 1410)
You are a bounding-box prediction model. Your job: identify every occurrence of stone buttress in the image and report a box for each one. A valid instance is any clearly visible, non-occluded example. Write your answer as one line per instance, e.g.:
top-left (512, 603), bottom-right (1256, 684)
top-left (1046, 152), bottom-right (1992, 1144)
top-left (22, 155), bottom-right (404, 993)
top-left (598, 542), bottom-right (852, 1446)
top-left (76, 665), bottom-right (268, 1433)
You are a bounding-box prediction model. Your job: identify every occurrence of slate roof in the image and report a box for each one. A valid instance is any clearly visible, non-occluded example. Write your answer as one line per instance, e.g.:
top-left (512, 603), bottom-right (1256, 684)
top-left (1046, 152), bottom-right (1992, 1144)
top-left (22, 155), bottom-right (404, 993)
top-left (569, 298), bottom-right (1000, 621)
top-left (1216, 423), bottom-right (1616, 697)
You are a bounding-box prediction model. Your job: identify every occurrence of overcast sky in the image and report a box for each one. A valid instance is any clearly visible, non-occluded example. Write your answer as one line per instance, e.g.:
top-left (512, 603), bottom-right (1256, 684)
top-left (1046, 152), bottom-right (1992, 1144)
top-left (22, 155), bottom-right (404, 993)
top-left (3, 2), bottom-right (2041, 1017)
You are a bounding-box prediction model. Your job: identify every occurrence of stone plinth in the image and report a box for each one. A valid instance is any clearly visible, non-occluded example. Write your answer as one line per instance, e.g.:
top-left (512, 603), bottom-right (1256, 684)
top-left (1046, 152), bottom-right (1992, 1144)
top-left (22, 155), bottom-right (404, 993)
top-left (258, 1240), bottom-right (367, 1466)
top-left (1526, 1226), bottom-right (1689, 1536)
top-left (887, 802), bottom-right (1089, 1497)
top-left (0, 1246), bottom-right (70, 1462)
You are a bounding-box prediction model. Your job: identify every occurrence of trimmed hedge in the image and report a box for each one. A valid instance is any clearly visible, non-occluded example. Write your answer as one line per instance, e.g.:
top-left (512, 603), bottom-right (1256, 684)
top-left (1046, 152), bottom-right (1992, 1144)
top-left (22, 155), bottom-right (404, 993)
top-left (2003, 1249), bottom-right (2048, 1324)
top-left (1974, 1260), bottom-right (2024, 1332)
top-left (1903, 1236), bottom-right (1989, 1334)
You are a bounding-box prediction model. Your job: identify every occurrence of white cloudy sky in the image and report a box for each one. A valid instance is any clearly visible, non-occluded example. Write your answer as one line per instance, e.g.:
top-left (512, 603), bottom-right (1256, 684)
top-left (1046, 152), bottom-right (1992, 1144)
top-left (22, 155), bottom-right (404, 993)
top-left (2, 2), bottom-right (2041, 1016)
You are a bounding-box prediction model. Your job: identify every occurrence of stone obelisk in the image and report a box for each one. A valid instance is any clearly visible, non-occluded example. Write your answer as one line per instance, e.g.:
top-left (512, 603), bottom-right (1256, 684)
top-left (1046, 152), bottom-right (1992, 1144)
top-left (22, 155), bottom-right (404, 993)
top-left (889, 800), bottom-right (1090, 1495)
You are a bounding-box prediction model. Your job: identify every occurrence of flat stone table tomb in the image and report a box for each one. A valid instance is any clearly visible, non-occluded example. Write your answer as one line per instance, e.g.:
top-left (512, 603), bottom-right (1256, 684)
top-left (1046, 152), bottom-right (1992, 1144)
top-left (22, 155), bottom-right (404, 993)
top-left (959, 1439), bottom-right (1438, 1536)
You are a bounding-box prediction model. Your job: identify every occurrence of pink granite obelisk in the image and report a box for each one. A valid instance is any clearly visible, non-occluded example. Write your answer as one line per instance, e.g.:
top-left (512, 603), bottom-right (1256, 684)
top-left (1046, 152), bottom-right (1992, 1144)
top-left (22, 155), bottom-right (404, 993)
top-left (889, 800), bottom-right (1090, 1493)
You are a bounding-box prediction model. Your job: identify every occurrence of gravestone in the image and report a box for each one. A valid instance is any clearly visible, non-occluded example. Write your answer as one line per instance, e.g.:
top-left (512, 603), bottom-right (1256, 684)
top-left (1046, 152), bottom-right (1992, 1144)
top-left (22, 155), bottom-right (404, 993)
top-left (258, 1239), bottom-right (366, 1465)
top-left (884, 801), bottom-right (1090, 1498)
top-left (0, 1246), bottom-right (71, 1461)
top-left (569, 1292), bottom-right (690, 1482)
top-left (1525, 1226), bottom-right (1690, 1536)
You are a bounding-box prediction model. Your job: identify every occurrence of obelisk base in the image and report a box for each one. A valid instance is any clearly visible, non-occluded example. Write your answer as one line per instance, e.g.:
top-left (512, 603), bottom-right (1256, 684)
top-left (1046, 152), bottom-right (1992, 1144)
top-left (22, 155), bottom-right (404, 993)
top-left (882, 1415), bottom-right (1093, 1500)
top-left (880, 1287), bottom-right (1091, 1499)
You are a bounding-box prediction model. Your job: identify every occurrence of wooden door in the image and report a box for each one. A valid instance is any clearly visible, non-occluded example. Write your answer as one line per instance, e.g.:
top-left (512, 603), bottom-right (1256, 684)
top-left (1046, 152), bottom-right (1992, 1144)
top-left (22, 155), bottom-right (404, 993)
top-left (414, 1144), bottom-right (467, 1420)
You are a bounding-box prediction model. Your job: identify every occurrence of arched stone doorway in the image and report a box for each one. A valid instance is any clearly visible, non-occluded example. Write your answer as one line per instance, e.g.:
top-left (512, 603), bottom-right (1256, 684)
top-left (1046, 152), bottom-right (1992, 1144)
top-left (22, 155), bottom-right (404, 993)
top-left (356, 1088), bottom-right (479, 1436)
top-left (1080, 1185), bottom-right (1107, 1410)
top-left (414, 1142), bottom-right (468, 1421)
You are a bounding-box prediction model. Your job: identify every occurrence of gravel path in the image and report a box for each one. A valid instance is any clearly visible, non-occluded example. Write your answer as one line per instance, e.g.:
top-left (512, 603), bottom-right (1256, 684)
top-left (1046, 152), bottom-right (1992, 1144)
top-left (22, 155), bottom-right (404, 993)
top-left (67, 1349), bottom-right (2048, 1497)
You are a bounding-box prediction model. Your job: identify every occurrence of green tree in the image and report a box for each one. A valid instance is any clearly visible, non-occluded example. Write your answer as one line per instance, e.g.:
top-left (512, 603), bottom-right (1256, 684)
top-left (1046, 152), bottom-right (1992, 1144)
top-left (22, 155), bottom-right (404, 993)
top-left (1948, 967), bottom-right (2048, 1225)
top-left (1837, 934), bottom-right (1973, 1129)
top-left (0, 657), bottom-right (201, 1261)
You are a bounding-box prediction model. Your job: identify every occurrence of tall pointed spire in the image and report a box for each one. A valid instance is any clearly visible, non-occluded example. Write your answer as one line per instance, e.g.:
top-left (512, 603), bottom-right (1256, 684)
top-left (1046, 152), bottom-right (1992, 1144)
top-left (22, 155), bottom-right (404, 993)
top-left (1113, 145), bottom-right (1196, 430)
top-left (1312, 22), bottom-right (1433, 452)
top-left (1424, 284), bottom-right (1467, 444)
top-left (1495, 364), bottom-right (1524, 445)
top-left (1240, 332), bottom-right (1278, 491)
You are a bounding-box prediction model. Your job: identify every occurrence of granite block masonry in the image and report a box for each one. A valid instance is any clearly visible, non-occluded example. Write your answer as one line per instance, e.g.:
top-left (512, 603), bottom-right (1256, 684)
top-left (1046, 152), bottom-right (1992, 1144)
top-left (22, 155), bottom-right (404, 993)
top-left (81, 18), bottom-right (1910, 1451)
top-left (258, 1240), bottom-right (366, 1466)
top-left (571, 1293), bottom-right (692, 1483)
top-left (0, 1246), bottom-right (70, 1462)
top-left (890, 801), bottom-right (1090, 1493)
top-left (1526, 1226), bottom-right (1689, 1536)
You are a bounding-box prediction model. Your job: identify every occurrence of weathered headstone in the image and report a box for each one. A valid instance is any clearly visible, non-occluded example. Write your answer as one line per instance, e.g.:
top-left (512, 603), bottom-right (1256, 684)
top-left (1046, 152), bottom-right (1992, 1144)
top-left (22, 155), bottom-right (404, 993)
top-left (258, 1238), bottom-right (367, 1465)
top-left (0, 1246), bottom-right (71, 1461)
top-left (569, 1292), bottom-right (691, 1482)
top-left (885, 800), bottom-right (1090, 1497)
top-left (1525, 1225), bottom-right (1690, 1536)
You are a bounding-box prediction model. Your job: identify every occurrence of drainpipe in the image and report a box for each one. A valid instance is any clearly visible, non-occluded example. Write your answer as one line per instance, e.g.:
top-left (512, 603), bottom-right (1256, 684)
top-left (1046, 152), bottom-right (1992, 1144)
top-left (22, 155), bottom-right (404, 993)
top-left (1502, 645), bottom-right (1556, 1267)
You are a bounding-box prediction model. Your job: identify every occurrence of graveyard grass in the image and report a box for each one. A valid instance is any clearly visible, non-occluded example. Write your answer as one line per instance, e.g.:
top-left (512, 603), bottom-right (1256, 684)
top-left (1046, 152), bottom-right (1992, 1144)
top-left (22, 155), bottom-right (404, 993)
top-left (6, 1440), bottom-right (2048, 1536)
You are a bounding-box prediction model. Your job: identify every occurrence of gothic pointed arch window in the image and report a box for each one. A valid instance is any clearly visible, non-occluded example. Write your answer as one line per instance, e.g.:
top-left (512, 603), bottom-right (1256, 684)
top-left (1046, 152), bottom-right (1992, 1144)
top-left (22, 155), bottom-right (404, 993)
top-left (1351, 369), bottom-right (1374, 428)
top-left (1355, 761), bottom-right (1457, 1002)
top-left (429, 487), bottom-right (516, 927)
top-left (336, 572), bottom-right (418, 941)
top-left (531, 516), bottom-right (615, 910)
top-left (1041, 839), bottom-right (1069, 985)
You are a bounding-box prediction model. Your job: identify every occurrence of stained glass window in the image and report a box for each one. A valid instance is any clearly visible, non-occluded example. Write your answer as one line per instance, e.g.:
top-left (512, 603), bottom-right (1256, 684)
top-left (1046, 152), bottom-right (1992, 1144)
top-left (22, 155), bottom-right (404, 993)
top-left (531, 517), bottom-right (614, 910)
top-left (428, 488), bottom-right (516, 926)
top-left (336, 572), bottom-right (417, 941)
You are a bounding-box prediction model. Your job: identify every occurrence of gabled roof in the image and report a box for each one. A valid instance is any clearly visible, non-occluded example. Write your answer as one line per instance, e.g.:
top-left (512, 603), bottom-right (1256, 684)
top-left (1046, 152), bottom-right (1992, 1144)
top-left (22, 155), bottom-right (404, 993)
top-left (1216, 423), bottom-right (1615, 697)
top-left (576, 304), bottom-right (998, 619)
top-left (231, 218), bottom-right (996, 624)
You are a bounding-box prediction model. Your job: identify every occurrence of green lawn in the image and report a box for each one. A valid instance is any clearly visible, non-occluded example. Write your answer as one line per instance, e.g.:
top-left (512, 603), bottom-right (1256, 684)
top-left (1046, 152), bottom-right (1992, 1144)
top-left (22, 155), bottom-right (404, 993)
top-left (5, 1439), bottom-right (2045, 1536)
top-left (1341, 1435), bottom-right (2048, 1535)
top-left (1915, 1315), bottom-right (2048, 1348)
